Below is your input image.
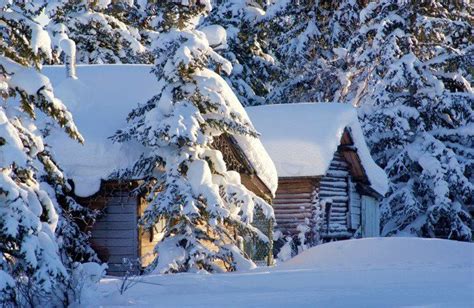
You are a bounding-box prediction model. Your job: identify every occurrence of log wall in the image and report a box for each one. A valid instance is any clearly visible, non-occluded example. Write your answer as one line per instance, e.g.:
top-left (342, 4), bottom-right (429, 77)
top-left (273, 177), bottom-right (319, 236)
top-left (273, 150), bottom-right (363, 241)
top-left (318, 152), bottom-right (353, 239)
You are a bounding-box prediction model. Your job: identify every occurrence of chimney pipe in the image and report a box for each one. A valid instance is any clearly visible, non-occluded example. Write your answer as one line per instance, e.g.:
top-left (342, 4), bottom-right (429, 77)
top-left (60, 38), bottom-right (77, 79)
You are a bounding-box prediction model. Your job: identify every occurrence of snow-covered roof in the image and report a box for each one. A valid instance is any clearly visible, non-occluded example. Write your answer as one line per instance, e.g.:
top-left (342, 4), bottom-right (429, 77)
top-left (246, 103), bottom-right (388, 195)
top-left (42, 64), bottom-right (277, 197)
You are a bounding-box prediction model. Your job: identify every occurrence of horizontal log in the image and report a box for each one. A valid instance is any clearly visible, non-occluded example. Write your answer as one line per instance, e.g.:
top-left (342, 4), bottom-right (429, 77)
top-left (326, 170), bottom-right (349, 177)
top-left (327, 219), bottom-right (347, 225)
top-left (324, 171), bottom-right (348, 177)
top-left (279, 177), bottom-right (318, 183)
top-left (320, 181), bottom-right (347, 188)
top-left (278, 181), bottom-right (316, 187)
top-left (326, 208), bottom-right (348, 213)
top-left (274, 205), bottom-right (314, 211)
top-left (274, 199), bottom-right (314, 205)
top-left (275, 221), bottom-right (308, 227)
top-left (319, 196), bottom-right (349, 202)
top-left (277, 220), bottom-right (308, 225)
top-left (328, 163), bottom-right (349, 170)
top-left (275, 193), bottom-right (314, 199)
top-left (319, 191), bottom-right (348, 197)
top-left (273, 200), bottom-right (313, 207)
top-left (276, 213), bottom-right (313, 220)
top-left (276, 186), bottom-right (315, 194)
top-left (329, 212), bottom-right (347, 217)
top-left (318, 187), bottom-right (346, 193)
top-left (274, 207), bottom-right (314, 214)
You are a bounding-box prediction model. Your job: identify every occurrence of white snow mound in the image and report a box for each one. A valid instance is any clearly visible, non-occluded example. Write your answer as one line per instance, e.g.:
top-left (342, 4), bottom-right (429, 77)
top-left (95, 237), bottom-right (473, 307)
top-left (279, 237), bottom-right (474, 270)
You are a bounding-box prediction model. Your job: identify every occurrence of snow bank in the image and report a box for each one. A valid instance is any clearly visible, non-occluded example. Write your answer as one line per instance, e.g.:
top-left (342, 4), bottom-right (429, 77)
top-left (246, 103), bottom-right (388, 195)
top-left (96, 237), bottom-right (474, 307)
top-left (279, 237), bottom-right (474, 270)
top-left (42, 64), bottom-right (277, 197)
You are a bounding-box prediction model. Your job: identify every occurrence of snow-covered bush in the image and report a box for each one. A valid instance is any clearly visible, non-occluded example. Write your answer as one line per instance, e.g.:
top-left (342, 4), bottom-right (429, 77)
top-left (113, 0), bottom-right (274, 273)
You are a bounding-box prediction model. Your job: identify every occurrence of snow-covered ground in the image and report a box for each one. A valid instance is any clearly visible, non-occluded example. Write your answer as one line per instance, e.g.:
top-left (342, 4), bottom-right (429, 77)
top-left (95, 238), bottom-right (473, 307)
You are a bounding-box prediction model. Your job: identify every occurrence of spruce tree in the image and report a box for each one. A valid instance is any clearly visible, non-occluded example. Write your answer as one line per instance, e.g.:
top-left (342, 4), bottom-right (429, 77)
top-left (46, 0), bottom-right (152, 64)
top-left (264, 0), bottom-right (364, 104)
top-left (203, 0), bottom-right (279, 106)
top-left (1, 1), bottom-right (100, 305)
top-left (113, 0), bottom-right (274, 273)
top-left (343, 0), bottom-right (473, 240)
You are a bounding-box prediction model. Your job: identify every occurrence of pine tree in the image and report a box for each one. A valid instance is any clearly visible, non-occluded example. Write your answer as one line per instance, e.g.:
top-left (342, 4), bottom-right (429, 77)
top-left (46, 0), bottom-right (153, 64)
top-left (1, 1), bottom-right (100, 305)
top-left (343, 0), bottom-right (473, 240)
top-left (113, 0), bottom-right (274, 273)
top-left (202, 0), bottom-right (279, 106)
top-left (264, 0), bottom-right (364, 104)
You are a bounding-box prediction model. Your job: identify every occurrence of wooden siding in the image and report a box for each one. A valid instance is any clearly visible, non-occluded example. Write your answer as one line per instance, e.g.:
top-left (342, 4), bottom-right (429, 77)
top-left (273, 177), bottom-right (319, 236)
top-left (79, 182), bottom-right (139, 276)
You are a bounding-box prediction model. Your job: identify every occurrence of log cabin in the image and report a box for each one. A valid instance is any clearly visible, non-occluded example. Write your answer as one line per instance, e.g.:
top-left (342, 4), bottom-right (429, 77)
top-left (43, 64), bottom-right (278, 275)
top-left (247, 103), bottom-right (388, 244)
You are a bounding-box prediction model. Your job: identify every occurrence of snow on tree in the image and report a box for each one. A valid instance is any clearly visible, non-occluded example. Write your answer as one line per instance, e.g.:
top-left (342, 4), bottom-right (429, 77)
top-left (46, 0), bottom-right (152, 64)
top-left (0, 1), bottom-right (101, 305)
top-left (264, 0), bottom-right (365, 104)
top-left (202, 0), bottom-right (279, 106)
top-left (343, 0), bottom-right (473, 240)
top-left (113, 0), bottom-right (274, 273)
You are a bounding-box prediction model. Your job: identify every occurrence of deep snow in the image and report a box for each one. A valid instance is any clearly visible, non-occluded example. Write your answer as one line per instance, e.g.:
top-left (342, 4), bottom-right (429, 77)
top-left (94, 238), bottom-right (473, 307)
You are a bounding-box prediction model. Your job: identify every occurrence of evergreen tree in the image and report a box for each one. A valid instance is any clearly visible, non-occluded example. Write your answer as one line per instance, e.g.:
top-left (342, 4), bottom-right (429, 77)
top-left (343, 0), bottom-right (473, 240)
top-left (264, 0), bottom-right (364, 104)
top-left (46, 0), bottom-right (153, 64)
top-left (203, 0), bottom-right (279, 106)
top-left (113, 0), bottom-right (274, 273)
top-left (0, 1), bottom-right (100, 305)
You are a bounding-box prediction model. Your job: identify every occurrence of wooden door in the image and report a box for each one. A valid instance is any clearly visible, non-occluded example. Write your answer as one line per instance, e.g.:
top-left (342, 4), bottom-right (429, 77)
top-left (361, 196), bottom-right (380, 237)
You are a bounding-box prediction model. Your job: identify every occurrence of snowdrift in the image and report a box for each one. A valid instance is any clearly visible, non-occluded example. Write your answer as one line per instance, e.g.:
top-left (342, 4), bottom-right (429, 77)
top-left (279, 237), bottom-right (473, 270)
top-left (96, 237), bottom-right (473, 307)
